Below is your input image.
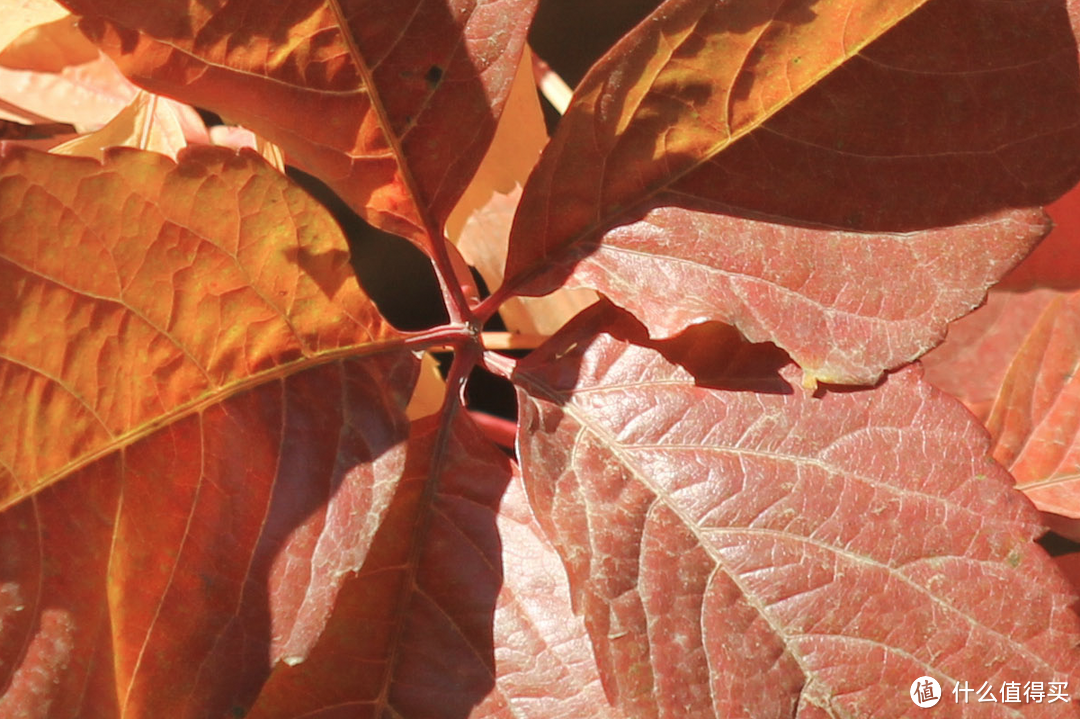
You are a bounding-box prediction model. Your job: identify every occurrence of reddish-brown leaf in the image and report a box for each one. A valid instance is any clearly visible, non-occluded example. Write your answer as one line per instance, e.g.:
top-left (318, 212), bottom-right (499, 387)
top-left (921, 290), bottom-right (1061, 424)
top-left (57, 0), bottom-right (538, 251)
top-left (983, 292), bottom-right (1080, 520)
top-left (503, 0), bottom-right (1080, 385)
top-left (513, 302), bottom-right (1080, 716)
top-left (922, 288), bottom-right (1080, 519)
top-left (998, 181), bottom-right (1080, 292)
top-left (0, 146), bottom-right (422, 716)
top-left (243, 412), bottom-right (618, 719)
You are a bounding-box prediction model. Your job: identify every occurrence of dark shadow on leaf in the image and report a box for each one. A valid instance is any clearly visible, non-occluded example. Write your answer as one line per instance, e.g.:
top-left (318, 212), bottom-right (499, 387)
top-left (646, 321), bottom-right (793, 395)
top-left (287, 167), bottom-right (449, 332)
top-left (240, 411), bottom-right (510, 718)
top-left (678, 0), bottom-right (1080, 233)
top-left (281, 245), bottom-right (353, 301)
top-left (513, 300), bottom-right (792, 413)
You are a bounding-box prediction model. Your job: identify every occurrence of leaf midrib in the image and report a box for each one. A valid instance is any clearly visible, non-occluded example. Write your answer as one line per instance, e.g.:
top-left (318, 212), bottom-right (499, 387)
top-left (3, 338), bottom-right (409, 512)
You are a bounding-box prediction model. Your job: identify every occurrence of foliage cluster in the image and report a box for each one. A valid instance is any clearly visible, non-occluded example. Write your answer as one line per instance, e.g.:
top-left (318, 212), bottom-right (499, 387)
top-left (1, 0), bottom-right (1080, 716)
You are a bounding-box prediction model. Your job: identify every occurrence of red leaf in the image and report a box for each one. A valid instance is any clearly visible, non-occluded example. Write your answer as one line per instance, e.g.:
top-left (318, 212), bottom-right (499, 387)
top-left (0, 355), bottom-right (416, 717)
top-left (57, 0), bottom-right (538, 252)
top-left (923, 285), bottom-right (1080, 520)
top-left (998, 180), bottom-right (1080, 291)
top-left (921, 290), bottom-right (1060, 423)
top-left (983, 292), bottom-right (1080, 520)
top-left (243, 413), bottom-right (618, 718)
top-left (502, 0), bottom-right (1080, 385)
top-left (514, 303), bottom-right (1080, 716)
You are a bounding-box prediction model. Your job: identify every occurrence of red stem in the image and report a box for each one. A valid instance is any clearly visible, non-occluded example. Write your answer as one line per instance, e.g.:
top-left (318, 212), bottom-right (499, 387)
top-left (467, 410), bottom-right (517, 450)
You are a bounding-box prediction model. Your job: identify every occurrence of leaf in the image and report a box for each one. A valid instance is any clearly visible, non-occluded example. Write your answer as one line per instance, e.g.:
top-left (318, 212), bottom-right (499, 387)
top-left (982, 291), bottom-right (1080, 519)
top-left (0, 13), bottom-right (140, 131)
top-left (446, 44), bottom-right (597, 336)
top-left (0, 352), bottom-right (416, 717)
top-left (502, 0), bottom-right (1080, 385)
top-left (207, 125), bottom-right (286, 173)
top-left (481, 466), bottom-right (621, 719)
top-left (243, 412), bottom-right (618, 718)
top-left (0, 145), bottom-right (422, 716)
top-left (0, 146), bottom-right (404, 506)
top-left (59, 0), bottom-right (539, 252)
top-left (921, 280), bottom-right (1080, 519)
top-left (921, 290), bottom-right (1061, 423)
top-left (922, 184), bottom-right (1080, 520)
top-left (513, 302), bottom-right (1080, 716)
top-left (0, 0), bottom-right (70, 58)
top-left (50, 90), bottom-right (207, 160)
top-left (998, 180), bottom-right (1080, 292)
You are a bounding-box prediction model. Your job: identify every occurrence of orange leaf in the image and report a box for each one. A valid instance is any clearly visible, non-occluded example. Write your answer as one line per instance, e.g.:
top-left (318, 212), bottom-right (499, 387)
top-left (59, 0), bottom-right (539, 253)
top-left (0, 0), bottom-right (70, 58)
top-left (0, 146), bottom-right (407, 508)
top-left (50, 90), bottom-right (206, 159)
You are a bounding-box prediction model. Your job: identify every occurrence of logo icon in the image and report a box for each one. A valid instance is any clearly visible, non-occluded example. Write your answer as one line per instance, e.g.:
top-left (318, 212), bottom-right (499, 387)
top-left (910, 676), bottom-right (942, 708)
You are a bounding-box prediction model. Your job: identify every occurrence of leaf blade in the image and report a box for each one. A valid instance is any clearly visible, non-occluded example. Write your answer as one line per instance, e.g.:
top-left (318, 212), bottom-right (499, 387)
top-left (0, 353), bottom-right (417, 717)
top-left (0, 145), bottom-right (401, 506)
top-left (59, 0), bottom-right (538, 250)
top-left (514, 304), bottom-right (1080, 716)
top-left (503, 0), bottom-right (1080, 383)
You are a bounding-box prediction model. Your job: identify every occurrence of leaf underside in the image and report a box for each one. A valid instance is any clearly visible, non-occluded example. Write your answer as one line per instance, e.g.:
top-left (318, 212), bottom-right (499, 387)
top-left (504, 0), bottom-right (1080, 384)
top-left (514, 303), bottom-right (1080, 717)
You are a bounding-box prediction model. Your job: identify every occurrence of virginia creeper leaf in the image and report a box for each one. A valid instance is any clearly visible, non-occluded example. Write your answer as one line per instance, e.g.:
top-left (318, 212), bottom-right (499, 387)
top-left (0, 145), bottom-right (423, 716)
top-left (935, 289), bottom-right (1080, 520)
top-left (503, 0), bottom-right (1080, 385)
top-left (922, 290), bottom-right (1062, 424)
top-left (58, 0), bottom-right (538, 252)
top-left (0, 353), bottom-right (416, 717)
top-left (513, 302), bottom-right (1080, 716)
top-left (0, 146), bottom-right (403, 505)
top-left (244, 412), bottom-right (618, 718)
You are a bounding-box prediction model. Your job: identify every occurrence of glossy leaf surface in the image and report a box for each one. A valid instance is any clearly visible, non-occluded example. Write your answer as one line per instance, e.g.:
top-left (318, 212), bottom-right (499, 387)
top-left (514, 303), bottom-right (1080, 716)
top-left (58, 0), bottom-right (538, 250)
top-left (504, 0), bottom-right (1080, 384)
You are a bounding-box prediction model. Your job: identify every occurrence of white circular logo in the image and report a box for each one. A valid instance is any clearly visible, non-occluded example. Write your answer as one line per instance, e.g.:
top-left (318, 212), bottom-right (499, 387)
top-left (910, 676), bottom-right (942, 708)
